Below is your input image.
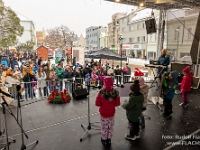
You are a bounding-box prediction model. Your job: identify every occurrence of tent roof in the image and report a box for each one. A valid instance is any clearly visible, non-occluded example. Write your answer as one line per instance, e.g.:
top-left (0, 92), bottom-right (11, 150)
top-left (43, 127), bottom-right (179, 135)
top-left (105, 0), bottom-right (200, 10)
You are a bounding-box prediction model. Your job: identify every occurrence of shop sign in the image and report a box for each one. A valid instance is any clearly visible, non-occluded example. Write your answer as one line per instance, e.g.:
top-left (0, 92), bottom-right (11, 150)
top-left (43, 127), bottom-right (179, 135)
top-left (132, 44), bottom-right (141, 49)
top-left (122, 44), bottom-right (131, 49)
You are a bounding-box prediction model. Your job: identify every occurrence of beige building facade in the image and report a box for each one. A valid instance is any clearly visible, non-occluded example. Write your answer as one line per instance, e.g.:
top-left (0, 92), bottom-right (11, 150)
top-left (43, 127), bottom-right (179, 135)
top-left (107, 13), bottom-right (125, 51)
top-left (74, 33), bottom-right (86, 48)
top-left (36, 30), bottom-right (46, 47)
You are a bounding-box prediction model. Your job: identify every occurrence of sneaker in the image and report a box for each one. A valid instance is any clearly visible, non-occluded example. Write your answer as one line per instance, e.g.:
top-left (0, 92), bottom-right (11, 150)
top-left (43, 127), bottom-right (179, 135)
top-left (125, 134), bottom-right (136, 140)
top-left (179, 102), bottom-right (185, 107)
top-left (179, 102), bottom-right (188, 108)
top-left (135, 134), bottom-right (140, 139)
top-left (183, 103), bottom-right (189, 108)
top-left (140, 125), bottom-right (145, 131)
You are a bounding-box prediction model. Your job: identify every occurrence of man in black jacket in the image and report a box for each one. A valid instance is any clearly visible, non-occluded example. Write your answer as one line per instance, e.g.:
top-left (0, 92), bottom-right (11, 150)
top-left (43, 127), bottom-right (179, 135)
top-left (83, 64), bottom-right (92, 90)
top-left (38, 57), bottom-right (42, 67)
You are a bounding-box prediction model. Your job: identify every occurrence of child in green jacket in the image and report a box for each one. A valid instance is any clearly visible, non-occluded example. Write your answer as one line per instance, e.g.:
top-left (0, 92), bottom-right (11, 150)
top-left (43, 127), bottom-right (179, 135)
top-left (123, 80), bottom-right (144, 140)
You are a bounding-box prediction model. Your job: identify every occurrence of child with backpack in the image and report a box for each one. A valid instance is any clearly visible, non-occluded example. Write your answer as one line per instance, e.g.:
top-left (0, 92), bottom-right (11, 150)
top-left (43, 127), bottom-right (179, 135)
top-left (162, 71), bottom-right (179, 118)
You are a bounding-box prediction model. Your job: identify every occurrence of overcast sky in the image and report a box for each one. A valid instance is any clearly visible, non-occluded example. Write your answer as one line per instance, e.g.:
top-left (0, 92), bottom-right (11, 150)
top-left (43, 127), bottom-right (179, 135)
top-left (4, 0), bottom-right (133, 36)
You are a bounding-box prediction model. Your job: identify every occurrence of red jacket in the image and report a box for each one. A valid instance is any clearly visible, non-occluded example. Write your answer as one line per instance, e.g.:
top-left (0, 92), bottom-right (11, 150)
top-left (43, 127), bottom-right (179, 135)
top-left (180, 73), bottom-right (193, 92)
top-left (95, 91), bottom-right (120, 118)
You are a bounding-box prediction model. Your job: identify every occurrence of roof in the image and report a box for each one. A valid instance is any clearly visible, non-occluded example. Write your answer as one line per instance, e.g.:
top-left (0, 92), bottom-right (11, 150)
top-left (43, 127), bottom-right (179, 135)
top-left (36, 45), bottom-right (48, 50)
top-left (129, 8), bottom-right (156, 23)
top-left (105, 0), bottom-right (200, 10)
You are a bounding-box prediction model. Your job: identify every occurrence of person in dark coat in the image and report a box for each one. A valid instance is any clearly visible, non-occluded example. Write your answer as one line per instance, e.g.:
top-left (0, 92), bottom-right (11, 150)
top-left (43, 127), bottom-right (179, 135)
top-left (157, 49), bottom-right (170, 77)
top-left (11, 57), bottom-right (19, 70)
top-left (72, 57), bottom-right (76, 67)
top-left (38, 57), bottom-right (42, 67)
top-left (114, 65), bottom-right (122, 85)
top-left (83, 64), bottom-right (92, 89)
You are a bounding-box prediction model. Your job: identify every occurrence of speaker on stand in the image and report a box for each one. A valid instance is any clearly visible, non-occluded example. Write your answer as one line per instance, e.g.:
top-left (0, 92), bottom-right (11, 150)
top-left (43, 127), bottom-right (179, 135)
top-left (145, 18), bottom-right (157, 34)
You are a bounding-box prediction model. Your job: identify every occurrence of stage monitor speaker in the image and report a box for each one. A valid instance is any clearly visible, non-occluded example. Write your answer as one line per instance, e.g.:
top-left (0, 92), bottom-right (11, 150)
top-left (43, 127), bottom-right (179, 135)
top-left (171, 62), bottom-right (192, 73)
top-left (145, 18), bottom-right (156, 34)
top-left (72, 88), bottom-right (88, 100)
top-left (192, 77), bottom-right (200, 89)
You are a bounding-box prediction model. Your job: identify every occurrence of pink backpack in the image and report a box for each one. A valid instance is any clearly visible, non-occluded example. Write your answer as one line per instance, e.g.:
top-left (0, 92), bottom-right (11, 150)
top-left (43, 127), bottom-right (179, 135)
top-left (123, 67), bottom-right (128, 73)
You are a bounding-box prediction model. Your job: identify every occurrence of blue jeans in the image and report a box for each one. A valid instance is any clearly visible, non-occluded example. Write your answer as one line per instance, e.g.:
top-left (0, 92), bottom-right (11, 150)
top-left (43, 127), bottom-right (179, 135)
top-left (59, 80), bottom-right (63, 92)
top-left (65, 82), bottom-right (72, 93)
top-left (25, 87), bottom-right (33, 100)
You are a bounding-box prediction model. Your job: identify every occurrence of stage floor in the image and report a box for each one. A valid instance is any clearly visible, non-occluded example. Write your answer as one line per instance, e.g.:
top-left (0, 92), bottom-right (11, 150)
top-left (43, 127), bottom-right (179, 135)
top-left (1, 84), bottom-right (200, 150)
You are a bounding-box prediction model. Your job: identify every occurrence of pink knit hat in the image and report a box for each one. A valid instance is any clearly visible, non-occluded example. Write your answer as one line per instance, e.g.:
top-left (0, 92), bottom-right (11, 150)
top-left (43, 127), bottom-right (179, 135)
top-left (182, 66), bottom-right (190, 74)
top-left (138, 77), bottom-right (145, 85)
top-left (103, 77), bottom-right (113, 91)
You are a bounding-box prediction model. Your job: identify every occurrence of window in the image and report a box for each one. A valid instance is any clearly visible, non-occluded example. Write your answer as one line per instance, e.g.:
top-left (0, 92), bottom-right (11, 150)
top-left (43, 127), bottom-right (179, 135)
top-left (122, 27), bottom-right (126, 32)
top-left (137, 24), bottom-right (141, 30)
top-left (150, 35), bottom-right (153, 42)
top-left (141, 36), bottom-right (145, 42)
top-left (129, 26), bottom-right (134, 31)
top-left (137, 37), bottom-right (140, 42)
top-left (123, 18), bottom-right (126, 23)
top-left (188, 28), bottom-right (192, 40)
top-left (129, 26), bottom-right (131, 31)
top-left (142, 23), bottom-right (145, 29)
top-left (155, 34), bottom-right (157, 42)
top-left (129, 38), bottom-right (132, 43)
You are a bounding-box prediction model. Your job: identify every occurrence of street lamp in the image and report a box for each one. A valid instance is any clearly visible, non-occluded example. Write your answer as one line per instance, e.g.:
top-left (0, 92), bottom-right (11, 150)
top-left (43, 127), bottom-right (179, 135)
top-left (119, 34), bottom-right (123, 69)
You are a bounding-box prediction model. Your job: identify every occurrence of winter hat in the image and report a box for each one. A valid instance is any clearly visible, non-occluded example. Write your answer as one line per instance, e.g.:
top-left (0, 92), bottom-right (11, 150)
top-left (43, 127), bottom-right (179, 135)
top-left (170, 71), bottom-right (179, 79)
top-left (182, 66), bottom-right (190, 74)
top-left (138, 77), bottom-right (145, 85)
top-left (134, 67), bottom-right (140, 71)
top-left (103, 77), bottom-right (113, 91)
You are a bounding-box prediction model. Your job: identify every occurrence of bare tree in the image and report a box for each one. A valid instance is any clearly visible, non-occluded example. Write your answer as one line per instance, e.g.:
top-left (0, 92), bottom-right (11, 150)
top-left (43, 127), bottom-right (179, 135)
top-left (45, 25), bottom-right (74, 50)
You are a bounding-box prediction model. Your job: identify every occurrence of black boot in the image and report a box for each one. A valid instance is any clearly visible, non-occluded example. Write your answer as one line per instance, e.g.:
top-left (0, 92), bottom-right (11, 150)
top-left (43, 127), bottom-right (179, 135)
top-left (107, 139), bottom-right (111, 146)
top-left (101, 138), bottom-right (108, 146)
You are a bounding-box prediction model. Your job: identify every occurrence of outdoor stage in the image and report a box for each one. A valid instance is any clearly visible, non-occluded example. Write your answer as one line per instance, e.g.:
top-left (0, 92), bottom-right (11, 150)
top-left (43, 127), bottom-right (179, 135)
top-left (1, 84), bottom-right (200, 150)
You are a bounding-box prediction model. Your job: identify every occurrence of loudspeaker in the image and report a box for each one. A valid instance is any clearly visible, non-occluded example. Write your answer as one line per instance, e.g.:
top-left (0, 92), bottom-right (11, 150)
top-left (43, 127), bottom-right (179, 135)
top-left (145, 18), bottom-right (156, 34)
top-left (190, 12), bottom-right (200, 64)
top-left (72, 88), bottom-right (88, 100)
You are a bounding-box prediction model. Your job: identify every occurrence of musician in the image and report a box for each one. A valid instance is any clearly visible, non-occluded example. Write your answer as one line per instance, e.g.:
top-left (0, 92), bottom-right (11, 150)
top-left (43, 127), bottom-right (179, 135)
top-left (157, 49), bottom-right (170, 78)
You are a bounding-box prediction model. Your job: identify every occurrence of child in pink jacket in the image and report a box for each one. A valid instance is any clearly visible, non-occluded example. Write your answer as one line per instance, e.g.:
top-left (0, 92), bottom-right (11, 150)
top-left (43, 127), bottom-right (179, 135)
top-left (95, 77), bottom-right (120, 146)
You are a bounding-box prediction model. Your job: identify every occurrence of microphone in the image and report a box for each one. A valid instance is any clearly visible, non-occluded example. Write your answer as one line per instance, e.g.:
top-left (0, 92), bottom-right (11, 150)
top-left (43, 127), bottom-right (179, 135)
top-left (0, 89), bottom-right (12, 97)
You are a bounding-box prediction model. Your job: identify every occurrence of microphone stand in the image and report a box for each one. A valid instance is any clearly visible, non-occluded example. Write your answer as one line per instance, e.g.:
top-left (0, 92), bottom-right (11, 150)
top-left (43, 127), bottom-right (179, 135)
top-left (0, 93), bottom-right (15, 150)
top-left (14, 89), bottom-right (38, 150)
top-left (0, 97), bottom-right (10, 150)
top-left (80, 85), bottom-right (101, 142)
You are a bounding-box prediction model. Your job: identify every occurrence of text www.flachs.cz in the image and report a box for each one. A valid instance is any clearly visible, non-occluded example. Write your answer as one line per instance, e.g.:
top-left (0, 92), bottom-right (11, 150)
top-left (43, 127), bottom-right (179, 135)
top-left (167, 141), bottom-right (200, 146)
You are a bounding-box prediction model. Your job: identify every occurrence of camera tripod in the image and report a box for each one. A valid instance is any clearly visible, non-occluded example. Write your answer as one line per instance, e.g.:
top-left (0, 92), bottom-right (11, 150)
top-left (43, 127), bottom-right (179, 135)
top-left (80, 85), bottom-right (100, 142)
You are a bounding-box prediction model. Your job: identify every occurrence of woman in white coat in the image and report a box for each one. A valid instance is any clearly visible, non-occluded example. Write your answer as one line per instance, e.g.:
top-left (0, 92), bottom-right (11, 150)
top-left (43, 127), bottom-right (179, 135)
top-left (36, 67), bottom-right (47, 98)
top-left (138, 77), bottom-right (149, 130)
